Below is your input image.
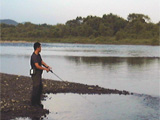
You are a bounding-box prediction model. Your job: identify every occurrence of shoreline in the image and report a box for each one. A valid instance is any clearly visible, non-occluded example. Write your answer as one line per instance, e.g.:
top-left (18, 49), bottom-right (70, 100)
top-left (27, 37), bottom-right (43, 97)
top-left (0, 40), bottom-right (159, 46)
top-left (0, 73), bottom-right (131, 120)
top-left (0, 40), bottom-right (33, 43)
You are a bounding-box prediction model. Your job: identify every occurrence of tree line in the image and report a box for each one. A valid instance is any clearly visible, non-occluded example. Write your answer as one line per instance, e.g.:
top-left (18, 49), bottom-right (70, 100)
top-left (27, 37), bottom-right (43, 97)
top-left (1, 13), bottom-right (159, 45)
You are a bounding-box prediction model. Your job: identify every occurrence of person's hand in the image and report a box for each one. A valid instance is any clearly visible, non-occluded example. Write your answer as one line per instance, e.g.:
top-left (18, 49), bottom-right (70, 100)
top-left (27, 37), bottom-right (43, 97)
top-left (48, 66), bottom-right (52, 70)
top-left (45, 68), bottom-right (50, 72)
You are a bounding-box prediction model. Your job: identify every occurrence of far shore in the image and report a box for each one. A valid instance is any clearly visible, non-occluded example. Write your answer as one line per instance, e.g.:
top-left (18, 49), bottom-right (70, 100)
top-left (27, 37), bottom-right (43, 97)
top-left (0, 40), bottom-right (32, 43)
top-left (0, 38), bottom-right (159, 46)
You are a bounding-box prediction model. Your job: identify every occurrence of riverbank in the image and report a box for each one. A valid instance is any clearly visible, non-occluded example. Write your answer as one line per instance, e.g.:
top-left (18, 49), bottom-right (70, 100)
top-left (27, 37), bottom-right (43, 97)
top-left (0, 40), bottom-right (31, 43)
top-left (0, 73), bottom-right (131, 120)
top-left (1, 36), bottom-right (159, 45)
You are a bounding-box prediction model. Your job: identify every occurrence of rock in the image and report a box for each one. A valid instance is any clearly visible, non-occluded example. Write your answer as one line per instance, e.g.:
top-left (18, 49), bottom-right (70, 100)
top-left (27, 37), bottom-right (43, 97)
top-left (88, 87), bottom-right (93, 90)
top-left (11, 99), bottom-right (16, 103)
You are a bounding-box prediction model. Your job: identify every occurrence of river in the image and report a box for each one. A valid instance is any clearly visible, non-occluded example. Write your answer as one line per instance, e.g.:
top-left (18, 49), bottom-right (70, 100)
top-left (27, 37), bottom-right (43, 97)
top-left (0, 43), bottom-right (160, 120)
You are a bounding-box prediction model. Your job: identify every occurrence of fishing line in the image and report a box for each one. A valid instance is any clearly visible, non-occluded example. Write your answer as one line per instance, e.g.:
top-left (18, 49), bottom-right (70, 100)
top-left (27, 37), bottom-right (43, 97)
top-left (49, 70), bottom-right (97, 107)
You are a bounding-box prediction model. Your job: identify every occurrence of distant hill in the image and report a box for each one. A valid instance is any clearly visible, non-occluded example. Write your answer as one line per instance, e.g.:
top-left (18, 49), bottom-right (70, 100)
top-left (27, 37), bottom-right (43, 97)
top-left (0, 19), bottom-right (18, 25)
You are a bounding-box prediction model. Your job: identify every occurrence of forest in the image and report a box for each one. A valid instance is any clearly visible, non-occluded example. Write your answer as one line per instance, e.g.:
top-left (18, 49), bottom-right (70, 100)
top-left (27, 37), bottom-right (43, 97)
top-left (1, 13), bottom-right (159, 45)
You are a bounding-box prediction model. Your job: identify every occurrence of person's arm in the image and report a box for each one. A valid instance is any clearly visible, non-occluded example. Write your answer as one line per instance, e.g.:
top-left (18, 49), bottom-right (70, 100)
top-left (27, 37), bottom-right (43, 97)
top-left (41, 61), bottom-right (49, 68)
top-left (35, 63), bottom-right (49, 72)
top-left (41, 61), bottom-right (52, 70)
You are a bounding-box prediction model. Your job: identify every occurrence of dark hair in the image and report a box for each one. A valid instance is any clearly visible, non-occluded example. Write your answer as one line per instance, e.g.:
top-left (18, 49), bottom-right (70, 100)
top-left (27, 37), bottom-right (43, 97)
top-left (34, 42), bottom-right (41, 50)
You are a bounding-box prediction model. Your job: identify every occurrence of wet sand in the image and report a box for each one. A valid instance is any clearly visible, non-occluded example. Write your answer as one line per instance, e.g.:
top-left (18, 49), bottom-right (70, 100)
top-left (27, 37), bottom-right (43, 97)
top-left (0, 73), bottom-right (132, 120)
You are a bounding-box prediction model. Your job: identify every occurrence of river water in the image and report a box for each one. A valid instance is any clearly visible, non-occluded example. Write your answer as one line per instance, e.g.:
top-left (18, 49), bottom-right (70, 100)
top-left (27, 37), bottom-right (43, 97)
top-left (0, 43), bottom-right (160, 120)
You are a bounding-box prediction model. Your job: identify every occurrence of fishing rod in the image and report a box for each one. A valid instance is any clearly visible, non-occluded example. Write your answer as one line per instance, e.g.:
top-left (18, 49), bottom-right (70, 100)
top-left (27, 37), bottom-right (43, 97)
top-left (48, 69), bottom-right (97, 107)
top-left (49, 70), bottom-right (64, 82)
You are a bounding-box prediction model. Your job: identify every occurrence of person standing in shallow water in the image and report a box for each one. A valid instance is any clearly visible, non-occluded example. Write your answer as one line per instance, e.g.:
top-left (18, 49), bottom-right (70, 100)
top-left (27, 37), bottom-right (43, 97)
top-left (30, 42), bottom-right (51, 108)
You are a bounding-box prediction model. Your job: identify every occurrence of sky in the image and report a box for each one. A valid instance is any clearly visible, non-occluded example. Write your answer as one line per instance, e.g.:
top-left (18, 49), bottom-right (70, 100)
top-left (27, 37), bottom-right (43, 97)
top-left (1, 0), bottom-right (160, 25)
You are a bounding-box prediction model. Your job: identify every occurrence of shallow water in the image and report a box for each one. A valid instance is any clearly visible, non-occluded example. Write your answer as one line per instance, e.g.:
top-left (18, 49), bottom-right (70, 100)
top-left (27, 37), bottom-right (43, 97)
top-left (0, 43), bottom-right (160, 120)
top-left (42, 93), bottom-right (160, 120)
top-left (13, 93), bottom-right (160, 120)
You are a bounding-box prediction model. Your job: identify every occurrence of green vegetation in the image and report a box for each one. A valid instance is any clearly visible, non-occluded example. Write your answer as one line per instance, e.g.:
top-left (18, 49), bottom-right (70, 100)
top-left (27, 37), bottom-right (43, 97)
top-left (1, 13), bottom-right (159, 45)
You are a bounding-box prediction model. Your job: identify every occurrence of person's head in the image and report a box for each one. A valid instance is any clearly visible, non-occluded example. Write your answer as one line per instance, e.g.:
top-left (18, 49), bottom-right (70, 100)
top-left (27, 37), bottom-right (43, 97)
top-left (34, 42), bottom-right (41, 52)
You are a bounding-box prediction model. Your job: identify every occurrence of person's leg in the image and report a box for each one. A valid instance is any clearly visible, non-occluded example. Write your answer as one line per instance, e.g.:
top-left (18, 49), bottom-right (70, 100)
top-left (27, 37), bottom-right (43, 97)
top-left (31, 86), bottom-right (39, 105)
top-left (37, 83), bottom-right (43, 109)
top-left (37, 72), bottom-right (43, 108)
top-left (31, 71), bottom-right (41, 106)
top-left (37, 79), bottom-right (43, 105)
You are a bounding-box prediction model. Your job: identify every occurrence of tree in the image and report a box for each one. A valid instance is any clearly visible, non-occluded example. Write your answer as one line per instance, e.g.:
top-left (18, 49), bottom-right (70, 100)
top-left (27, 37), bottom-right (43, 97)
top-left (102, 13), bottom-right (127, 35)
top-left (115, 30), bottom-right (126, 40)
top-left (127, 13), bottom-right (150, 23)
top-left (0, 13), bottom-right (159, 45)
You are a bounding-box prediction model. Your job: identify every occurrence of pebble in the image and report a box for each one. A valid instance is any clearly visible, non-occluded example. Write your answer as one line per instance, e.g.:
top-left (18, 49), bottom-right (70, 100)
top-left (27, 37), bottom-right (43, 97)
top-left (88, 87), bottom-right (93, 90)
top-left (11, 99), bottom-right (16, 103)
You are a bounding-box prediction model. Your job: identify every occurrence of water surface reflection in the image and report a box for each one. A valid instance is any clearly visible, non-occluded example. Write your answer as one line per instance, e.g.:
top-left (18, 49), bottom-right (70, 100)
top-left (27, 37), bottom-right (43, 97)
top-left (64, 56), bottom-right (160, 66)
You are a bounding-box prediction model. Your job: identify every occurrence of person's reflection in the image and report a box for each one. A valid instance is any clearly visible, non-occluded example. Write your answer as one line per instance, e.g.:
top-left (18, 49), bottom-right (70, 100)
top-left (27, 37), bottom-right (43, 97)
top-left (30, 114), bottom-right (47, 120)
top-left (29, 107), bottom-right (49, 120)
top-left (31, 116), bottom-right (41, 120)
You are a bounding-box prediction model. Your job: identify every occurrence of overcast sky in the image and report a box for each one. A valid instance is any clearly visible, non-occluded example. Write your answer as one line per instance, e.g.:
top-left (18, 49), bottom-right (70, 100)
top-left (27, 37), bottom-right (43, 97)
top-left (1, 0), bottom-right (160, 25)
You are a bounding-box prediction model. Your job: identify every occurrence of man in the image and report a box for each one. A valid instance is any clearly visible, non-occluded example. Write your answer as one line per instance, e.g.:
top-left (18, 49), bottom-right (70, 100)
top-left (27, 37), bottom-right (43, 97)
top-left (30, 42), bottom-right (51, 108)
